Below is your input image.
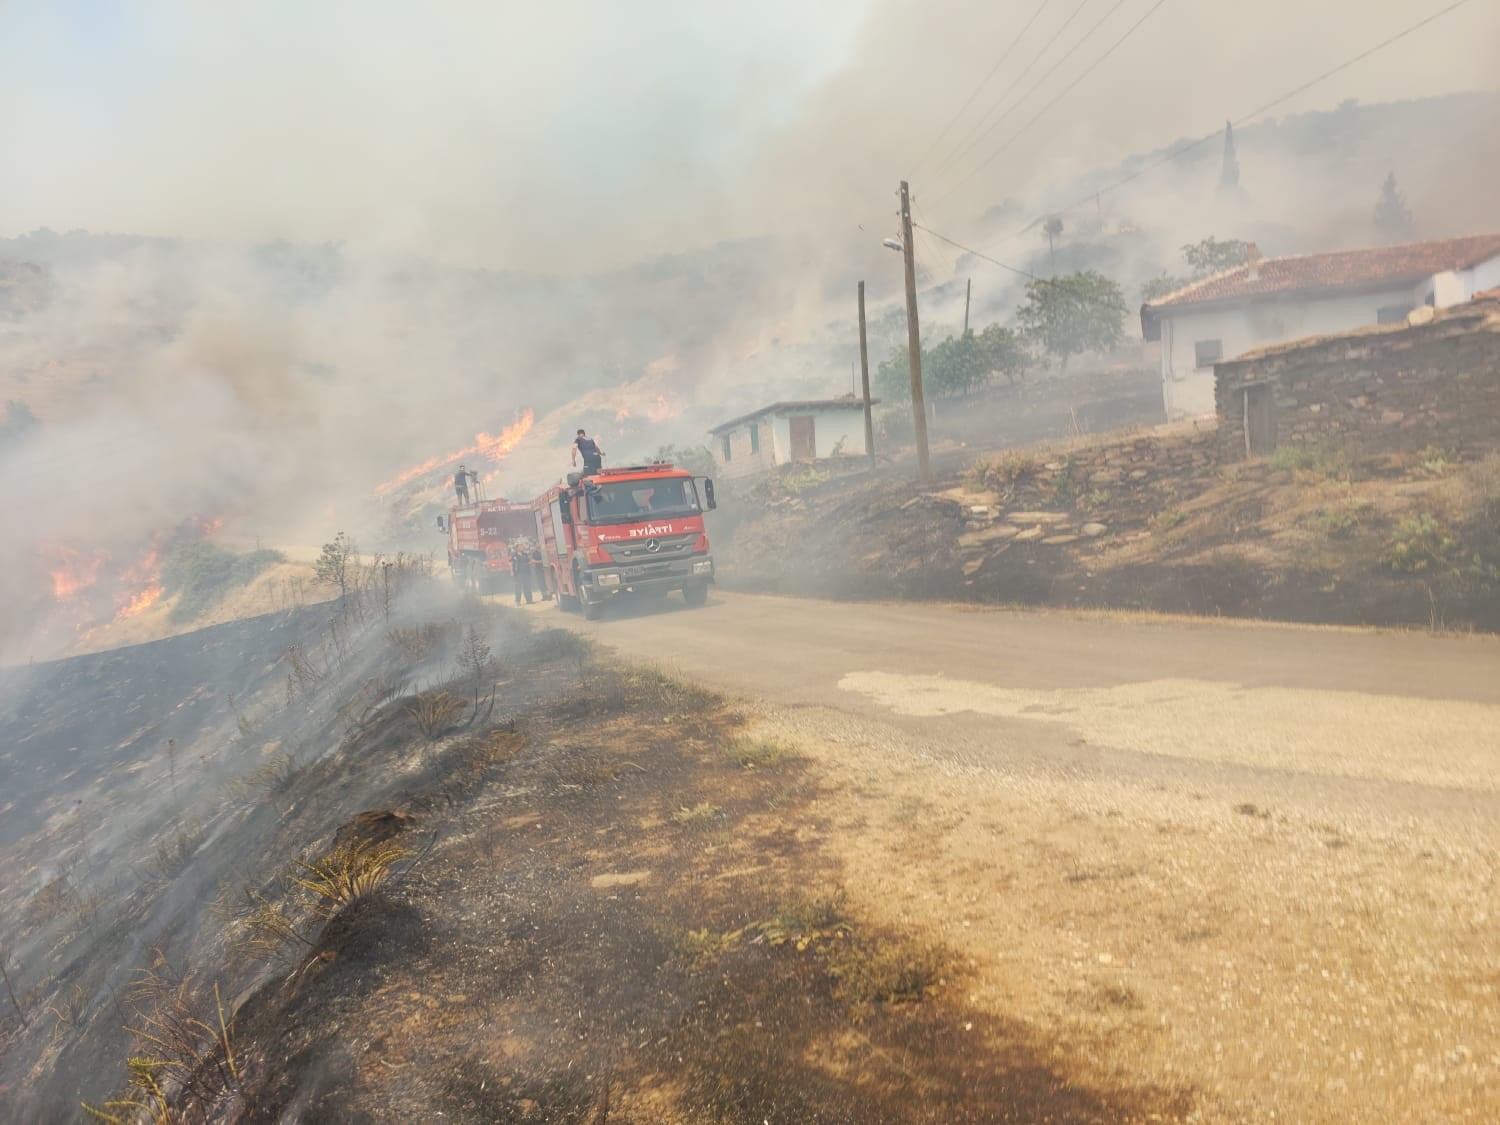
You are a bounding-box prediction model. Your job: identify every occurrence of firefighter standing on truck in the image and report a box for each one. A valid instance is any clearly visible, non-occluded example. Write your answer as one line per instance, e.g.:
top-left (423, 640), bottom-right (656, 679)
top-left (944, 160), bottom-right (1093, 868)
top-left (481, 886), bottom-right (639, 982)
top-left (572, 429), bottom-right (603, 474)
top-left (454, 465), bottom-right (475, 505)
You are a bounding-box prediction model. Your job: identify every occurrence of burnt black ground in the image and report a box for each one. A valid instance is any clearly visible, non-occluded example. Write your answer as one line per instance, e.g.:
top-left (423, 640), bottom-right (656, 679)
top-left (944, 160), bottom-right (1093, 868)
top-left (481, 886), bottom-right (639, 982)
top-left (1, 592), bottom-right (1196, 1122)
top-left (228, 648), bottom-right (1193, 1123)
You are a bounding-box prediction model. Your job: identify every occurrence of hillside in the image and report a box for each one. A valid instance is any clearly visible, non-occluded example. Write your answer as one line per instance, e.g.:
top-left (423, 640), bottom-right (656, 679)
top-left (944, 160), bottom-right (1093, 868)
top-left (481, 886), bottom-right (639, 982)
top-left (714, 426), bottom-right (1500, 633)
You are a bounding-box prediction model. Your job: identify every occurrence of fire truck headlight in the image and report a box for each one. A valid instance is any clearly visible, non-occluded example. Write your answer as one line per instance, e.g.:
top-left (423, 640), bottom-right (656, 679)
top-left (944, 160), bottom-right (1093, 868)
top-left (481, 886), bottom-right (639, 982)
top-left (692, 560), bottom-right (713, 575)
top-left (597, 573), bottom-right (622, 587)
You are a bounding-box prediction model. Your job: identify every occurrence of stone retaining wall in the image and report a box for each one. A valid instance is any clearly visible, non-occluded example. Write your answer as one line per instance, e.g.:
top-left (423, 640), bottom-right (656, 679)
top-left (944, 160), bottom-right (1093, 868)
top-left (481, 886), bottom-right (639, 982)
top-left (1214, 298), bottom-right (1500, 462)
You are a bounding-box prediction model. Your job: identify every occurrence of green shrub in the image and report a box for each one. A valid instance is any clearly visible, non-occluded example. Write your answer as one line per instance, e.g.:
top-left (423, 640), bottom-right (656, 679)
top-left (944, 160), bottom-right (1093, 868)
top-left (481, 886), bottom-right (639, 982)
top-left (988, 451), bottom-right (1039, 485)
top-left (1268, 444), bottom-right (1346, 479)
top-left (1042, 459), bottom-right (1078, 508)
top-left (1149, 507), bottom-right (1185, 534)
top-left (778, 466), bottom-right (830, 496)
top-left (1315, 503), bottom-right (1371, 539)
top-left (829, 938), bottom-right (947, 1006)
top-left (722, 736), bottom-right (798, 771)
top-left (1413, 446), bottom-right (1455, 478)
top-left (1381, 514), bottom-right (1456, 574)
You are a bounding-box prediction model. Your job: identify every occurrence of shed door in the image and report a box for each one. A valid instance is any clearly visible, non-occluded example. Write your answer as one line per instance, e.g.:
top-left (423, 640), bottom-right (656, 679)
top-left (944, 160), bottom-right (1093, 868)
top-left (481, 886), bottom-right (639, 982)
top-left (1244, 384), bottom-right (1277, 457)
top-left (788, 415), bottom-right (816, 462)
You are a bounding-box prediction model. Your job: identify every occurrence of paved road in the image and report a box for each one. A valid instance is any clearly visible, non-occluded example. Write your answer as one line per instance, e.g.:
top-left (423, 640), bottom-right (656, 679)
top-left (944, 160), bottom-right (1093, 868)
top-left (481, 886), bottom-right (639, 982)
top-left (528, 590), bottom-right (1500, 830)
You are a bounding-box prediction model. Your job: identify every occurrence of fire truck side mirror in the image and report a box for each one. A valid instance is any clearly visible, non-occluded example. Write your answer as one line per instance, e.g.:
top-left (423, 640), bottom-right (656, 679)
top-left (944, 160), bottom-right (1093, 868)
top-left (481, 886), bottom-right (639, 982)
top-left (559, 499), bottom-right (573, 525)
top-left (701, 478), bottom-right (717, 510)
top-left (435, 515), bottom-right (446, 532)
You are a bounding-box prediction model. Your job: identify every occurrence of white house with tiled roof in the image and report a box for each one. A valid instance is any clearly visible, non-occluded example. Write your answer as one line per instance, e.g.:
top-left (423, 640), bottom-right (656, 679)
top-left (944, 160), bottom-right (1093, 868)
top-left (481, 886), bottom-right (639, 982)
top-left (1140, 234), bottom-right (1500, 418)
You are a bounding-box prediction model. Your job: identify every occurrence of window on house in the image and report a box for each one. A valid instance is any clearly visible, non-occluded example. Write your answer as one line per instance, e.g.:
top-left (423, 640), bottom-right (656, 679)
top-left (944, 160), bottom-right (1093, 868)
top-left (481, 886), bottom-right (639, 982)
top-left (749, 423), bottom-right (760, 454)
top-left (1194, 339), bottom-right (1223, 368)
top-left (1377, 303), bottom-right (1413, 325)
top-left (721, 434), bottom-right (732, 462)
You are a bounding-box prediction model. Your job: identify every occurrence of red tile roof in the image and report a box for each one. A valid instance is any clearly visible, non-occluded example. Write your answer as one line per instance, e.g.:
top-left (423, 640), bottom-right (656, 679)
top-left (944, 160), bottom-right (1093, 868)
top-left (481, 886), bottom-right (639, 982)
top-left (1144, 234), bottom-right (1500, 312)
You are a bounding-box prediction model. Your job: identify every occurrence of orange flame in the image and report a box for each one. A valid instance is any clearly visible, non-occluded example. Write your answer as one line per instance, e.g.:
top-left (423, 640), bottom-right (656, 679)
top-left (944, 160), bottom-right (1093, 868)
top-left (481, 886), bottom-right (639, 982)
top-left (43, 543), bottom-right (109, 599)
top-left (113, 546), bottom-right (165, 621)
top-left (42, 514), bottom-right (221, 625)
top-left (615, 393), bottom-right (679, 425)
top-left (376, 409), bottom-right (535, 496)
top-left (117, 583), bottom-right (165, 618)
top-left (647, 393), bottom-right (679, 423)
top-left (479, 411), bottom-right (537, 486)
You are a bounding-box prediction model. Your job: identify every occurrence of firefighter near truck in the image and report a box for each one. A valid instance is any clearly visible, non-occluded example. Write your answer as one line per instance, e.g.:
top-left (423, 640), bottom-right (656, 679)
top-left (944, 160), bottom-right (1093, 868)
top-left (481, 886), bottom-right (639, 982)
top-left (439, 497), bottom-right (538, 595)
top-left (534, 461), bottom-right (717, 620)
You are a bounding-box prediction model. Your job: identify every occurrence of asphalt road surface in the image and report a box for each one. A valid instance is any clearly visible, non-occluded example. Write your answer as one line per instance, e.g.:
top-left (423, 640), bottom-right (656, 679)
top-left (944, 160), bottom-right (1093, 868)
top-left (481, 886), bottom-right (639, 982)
top-left (530, 589), bottom-right (1500, 833)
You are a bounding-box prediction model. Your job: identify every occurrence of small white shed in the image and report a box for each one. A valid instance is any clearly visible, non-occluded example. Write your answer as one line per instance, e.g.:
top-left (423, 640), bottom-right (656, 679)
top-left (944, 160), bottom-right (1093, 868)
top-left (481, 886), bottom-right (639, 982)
top-left (708, 395), bottom-right (875, 478)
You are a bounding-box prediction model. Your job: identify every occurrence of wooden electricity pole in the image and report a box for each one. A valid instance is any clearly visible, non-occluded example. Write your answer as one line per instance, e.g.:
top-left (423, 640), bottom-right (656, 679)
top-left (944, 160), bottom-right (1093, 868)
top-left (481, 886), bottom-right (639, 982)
top-left (858, 280), bottom-right (874, 463)
top-left (899, 181), bottom-right (933, 486)
top-left (963, 278), bottom-right (972, 336)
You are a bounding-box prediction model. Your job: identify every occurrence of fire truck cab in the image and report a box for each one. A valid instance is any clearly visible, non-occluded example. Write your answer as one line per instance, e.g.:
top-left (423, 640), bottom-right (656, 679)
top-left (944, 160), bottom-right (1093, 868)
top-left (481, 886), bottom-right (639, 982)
top-left (533, 462), bottom-right (716, 620)
top-left (440, 498), bottom-right (537, 594)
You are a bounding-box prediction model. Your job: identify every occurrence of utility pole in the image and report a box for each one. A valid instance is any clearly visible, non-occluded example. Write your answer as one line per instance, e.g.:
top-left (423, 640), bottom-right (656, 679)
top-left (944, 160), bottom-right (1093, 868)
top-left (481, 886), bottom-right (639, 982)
top-left (899, 180), bottom-right (933, 487)
top-left (962, 278), bottom-right (972, 336)
top-left (858, 280), bottom-right (874, 464)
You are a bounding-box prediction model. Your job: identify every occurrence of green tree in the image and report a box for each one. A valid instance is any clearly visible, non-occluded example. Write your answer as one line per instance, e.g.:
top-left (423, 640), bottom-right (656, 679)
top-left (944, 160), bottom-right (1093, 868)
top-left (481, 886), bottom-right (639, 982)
top-left (875, 344), bottom-right (913, 402)
top-left (877, 322), bottom-right (1029, 400)
top-left (315, 532), bottom-right (356, 599)
top-left (1015, 272), bottom-right (1127, 370)
top-left (1181, 236), bottom-right (1249, 278)
top-left (1374, 172), bottom-right (1413, 241)
top-left (653, 443), bottom-right (716, 478)
top-left (1141, 274), bottom-right (1189, 302)
top-left (1042, 216), bottom-right (1064, 268)
top-left (972, 323), bottom-right (1029, 386)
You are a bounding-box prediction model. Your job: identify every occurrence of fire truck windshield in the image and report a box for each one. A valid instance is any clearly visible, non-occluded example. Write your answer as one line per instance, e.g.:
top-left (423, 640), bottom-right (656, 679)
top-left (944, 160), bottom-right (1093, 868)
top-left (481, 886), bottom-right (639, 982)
top-left (585, 478), bottom-right (701, 524)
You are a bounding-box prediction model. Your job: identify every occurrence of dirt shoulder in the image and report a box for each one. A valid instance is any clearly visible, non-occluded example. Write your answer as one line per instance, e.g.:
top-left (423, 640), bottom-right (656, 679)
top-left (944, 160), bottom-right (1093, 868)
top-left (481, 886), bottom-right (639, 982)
top-left (746, 700), bottom-right (1499, 1123)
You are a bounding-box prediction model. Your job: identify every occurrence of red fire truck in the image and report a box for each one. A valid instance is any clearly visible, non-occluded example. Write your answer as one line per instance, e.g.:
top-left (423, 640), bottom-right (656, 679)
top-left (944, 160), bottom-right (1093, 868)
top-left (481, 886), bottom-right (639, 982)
top-left (532, 461), bottom-right (716, 620)
top-left (438, 497), bottom-right (538, 594)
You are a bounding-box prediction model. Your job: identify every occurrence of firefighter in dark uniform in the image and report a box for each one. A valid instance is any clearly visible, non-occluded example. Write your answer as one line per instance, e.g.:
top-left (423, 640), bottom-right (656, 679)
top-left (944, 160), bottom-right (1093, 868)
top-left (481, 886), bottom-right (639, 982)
top-left (509, 540), bottom-right (534, 605)
top-left (572, 430), bottom-right (604, 474)
top-left (528, 542), bottom-right (550, 601)
top-left (454, 464), bottom-right (474, 505)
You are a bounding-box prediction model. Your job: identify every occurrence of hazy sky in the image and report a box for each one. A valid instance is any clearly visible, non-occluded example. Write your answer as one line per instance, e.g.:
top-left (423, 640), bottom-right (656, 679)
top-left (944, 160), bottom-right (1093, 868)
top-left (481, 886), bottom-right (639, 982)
top-left (2, 0), bottom-right (1496, 269)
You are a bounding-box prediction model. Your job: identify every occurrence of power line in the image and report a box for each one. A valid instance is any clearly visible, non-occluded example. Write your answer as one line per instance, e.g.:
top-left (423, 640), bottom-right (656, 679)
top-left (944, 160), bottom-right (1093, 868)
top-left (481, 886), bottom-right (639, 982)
top-left (914, 220), bottom-right (1149, 326)
top-left (939, 0), bottom-right (1132, 179)
top-left (933, 0), bottom-right (1170, 208)
top-left (931, 0), bottom-right (1092, 177)
top-left (910, 0), bottom-right (1055, 178)
top-left (970, 0), bottom-right (1480, 255)
top-left (913, 221), bottom-right (1035, 280)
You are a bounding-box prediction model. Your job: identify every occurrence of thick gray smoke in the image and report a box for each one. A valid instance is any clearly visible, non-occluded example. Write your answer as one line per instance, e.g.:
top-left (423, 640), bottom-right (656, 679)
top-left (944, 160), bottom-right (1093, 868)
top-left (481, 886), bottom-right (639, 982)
top-left (1, 1), bottom-right (1497, 659)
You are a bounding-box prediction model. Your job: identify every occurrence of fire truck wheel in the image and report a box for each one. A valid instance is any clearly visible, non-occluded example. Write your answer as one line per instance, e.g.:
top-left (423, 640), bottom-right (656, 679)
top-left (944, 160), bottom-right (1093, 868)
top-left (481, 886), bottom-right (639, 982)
top-left (683, 583), bottom-right (709, 608)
